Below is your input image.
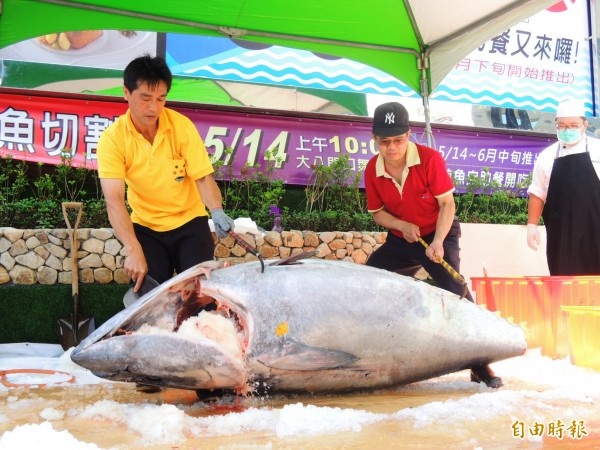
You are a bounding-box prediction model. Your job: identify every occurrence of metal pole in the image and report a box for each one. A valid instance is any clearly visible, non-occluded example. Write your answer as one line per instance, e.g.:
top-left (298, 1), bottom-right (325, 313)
top-left (419, 54), bottom-right (433, 148)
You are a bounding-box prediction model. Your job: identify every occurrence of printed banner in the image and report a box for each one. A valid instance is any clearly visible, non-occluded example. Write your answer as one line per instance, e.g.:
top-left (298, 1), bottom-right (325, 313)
top-left (165, 1), bottom-right (596, 114)
top-left (0, 92), bottom-right (554, 190)
top-left (435, 0), bottom-right (596, 113)
top-left (167, 37), bottom-right (416, 97)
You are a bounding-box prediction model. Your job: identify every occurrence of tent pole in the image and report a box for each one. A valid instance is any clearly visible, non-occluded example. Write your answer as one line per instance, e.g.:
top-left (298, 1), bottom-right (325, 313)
top-left (419, 54), bottom-right (433, 148)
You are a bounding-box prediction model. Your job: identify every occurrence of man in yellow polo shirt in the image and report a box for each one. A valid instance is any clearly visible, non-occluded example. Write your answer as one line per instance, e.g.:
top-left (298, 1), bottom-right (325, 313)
top-left (97, 55), bottom-right (234, 294)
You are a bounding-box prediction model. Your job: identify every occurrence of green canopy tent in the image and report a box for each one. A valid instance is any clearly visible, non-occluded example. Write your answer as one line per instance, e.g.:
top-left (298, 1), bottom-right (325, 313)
top-left (0, 0), bottom-right (557, 143)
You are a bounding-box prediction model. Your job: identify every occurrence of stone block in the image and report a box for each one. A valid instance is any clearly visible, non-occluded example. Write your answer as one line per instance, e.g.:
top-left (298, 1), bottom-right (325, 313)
top-left (9, 265), bottom-right (36, 284)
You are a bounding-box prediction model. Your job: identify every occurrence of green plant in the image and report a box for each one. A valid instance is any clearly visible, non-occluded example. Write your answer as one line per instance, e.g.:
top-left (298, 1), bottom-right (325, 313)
top-left (0, 154), bottom-right (107, 228)
top-left (215, 148), bottom-right (287, 228)
top-left (304, 163), bottom-right (328, 214)
top-left (0, 198), bottom-right (61, 228)
top-left (54, 150), bottom-right (92, 202)
top-left (453, 168), bottom-right (532, 225)
top-left (33, 162), bottom-right (59, 201)
top-left (80, 198), bottom-right (109, 228)
top-left (1, 155), bottom-right (535, 232)
top-left (0, 155), bottom-right (28, 205)
top-left (304, 154), bottom-right (365, 215)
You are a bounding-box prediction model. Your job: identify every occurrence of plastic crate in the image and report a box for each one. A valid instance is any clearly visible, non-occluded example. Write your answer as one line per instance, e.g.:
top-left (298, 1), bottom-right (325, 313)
top-left (471, 276), bottom-right (547, 351)
top-left (471, 276), bottom-right (600, 359)
top-left (544, 277), bottom-right (600, 359)
top-left (560, 306), bottom-right (600, 371)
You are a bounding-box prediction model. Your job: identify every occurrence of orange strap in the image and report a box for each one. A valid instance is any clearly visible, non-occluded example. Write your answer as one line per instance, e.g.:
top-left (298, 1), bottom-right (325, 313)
top-left (0, 369), bottom-right (76, 388)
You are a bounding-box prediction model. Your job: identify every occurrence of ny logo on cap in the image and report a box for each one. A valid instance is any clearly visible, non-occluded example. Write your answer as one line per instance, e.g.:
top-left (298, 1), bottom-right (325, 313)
top-left (385, 112), bottom-right (395, 124)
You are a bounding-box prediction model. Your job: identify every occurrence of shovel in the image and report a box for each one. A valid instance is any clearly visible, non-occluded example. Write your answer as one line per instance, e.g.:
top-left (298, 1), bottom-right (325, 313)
top-left (418, 238), bottom-right (468, 298)
top-left (123, 275), bottom-right (160, 308)
top-left (57, 202), bottom-right (95, 350)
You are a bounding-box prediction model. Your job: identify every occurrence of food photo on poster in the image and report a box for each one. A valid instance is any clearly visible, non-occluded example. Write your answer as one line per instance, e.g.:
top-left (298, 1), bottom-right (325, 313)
top-left (0, 30), bottom-right (157, 70)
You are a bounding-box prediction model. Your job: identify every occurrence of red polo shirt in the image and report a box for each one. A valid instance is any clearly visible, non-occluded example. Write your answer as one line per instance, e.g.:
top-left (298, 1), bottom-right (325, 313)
top-left (364, 142), bottom-right (454, 238)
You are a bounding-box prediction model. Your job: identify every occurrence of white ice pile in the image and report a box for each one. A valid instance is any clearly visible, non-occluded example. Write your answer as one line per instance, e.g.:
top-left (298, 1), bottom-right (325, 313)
top-left (0, 421), bottom-right (102, 449)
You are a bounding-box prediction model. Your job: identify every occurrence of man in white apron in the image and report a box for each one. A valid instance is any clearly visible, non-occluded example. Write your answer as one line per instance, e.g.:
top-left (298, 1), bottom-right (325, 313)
top-left (527, 99), bottom-right (600, 275)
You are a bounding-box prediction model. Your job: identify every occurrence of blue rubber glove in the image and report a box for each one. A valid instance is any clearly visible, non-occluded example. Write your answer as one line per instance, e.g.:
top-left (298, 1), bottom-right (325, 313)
top-left (211, 208), bottom-right (235, 239)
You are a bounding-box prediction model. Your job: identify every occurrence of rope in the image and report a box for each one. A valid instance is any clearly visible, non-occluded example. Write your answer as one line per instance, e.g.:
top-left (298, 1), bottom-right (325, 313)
top-left (0, 369), bottom-right (76, 388)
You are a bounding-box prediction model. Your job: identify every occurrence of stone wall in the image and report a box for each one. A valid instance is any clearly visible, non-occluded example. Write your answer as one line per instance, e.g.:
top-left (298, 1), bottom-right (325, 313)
top-left (0, 227), bottom-right (387, 285)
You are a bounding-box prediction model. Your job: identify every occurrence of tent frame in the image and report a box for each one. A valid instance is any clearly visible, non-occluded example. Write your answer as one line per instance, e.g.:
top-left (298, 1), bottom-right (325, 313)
top-left (2, 0), bottom-right (561, 145)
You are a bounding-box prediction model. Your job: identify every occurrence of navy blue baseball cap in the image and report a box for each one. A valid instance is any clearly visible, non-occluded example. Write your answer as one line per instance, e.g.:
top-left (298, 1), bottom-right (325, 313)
top-left (372, 102), bottom-right (410, 137)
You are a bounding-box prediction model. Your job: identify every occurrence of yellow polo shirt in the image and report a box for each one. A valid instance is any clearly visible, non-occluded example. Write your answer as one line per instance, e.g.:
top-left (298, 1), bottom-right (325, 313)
top-left (97, 108), bottom-right (214, 231)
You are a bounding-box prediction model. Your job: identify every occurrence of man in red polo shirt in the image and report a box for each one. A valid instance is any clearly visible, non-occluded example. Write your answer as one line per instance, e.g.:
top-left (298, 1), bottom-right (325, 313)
top-left (364, 102), bottom-right (502, 389)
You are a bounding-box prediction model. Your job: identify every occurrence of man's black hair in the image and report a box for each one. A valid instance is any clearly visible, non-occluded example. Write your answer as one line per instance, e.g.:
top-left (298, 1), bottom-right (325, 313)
top-left (123, 54), bottom-right (172, 93)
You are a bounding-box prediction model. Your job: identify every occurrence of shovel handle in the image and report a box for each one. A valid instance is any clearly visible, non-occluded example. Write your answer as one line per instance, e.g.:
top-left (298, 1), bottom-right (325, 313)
top-left (62, 202), bottom-right (84, 324)
top-left (418, 238), bottom-right (466, 285)
top-left (62, 202), bottom-right (84, 233)
top-left (62, 202), bottom-right (83, 277)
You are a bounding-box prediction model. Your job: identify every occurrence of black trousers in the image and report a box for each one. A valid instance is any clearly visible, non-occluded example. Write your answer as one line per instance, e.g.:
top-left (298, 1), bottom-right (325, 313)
top-left (133, 216), bottom-right (215, 283)
top-left (366, 218), bottom-right (473, 301)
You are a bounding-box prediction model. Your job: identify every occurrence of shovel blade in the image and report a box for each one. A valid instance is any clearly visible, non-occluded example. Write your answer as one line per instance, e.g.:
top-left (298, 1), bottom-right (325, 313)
top-left (57, 314), bottom-right (96, 350)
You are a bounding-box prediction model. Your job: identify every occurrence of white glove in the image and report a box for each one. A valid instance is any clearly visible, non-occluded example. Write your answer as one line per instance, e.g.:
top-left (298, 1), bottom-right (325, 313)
top-left (527, 224), bottom-right (539, 250)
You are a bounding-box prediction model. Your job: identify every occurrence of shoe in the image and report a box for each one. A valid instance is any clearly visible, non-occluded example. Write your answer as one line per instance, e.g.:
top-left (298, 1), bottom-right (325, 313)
top-left (135, 383), bottom-right (163, 393)
top-left (470, 365), bottom-right (503, 388)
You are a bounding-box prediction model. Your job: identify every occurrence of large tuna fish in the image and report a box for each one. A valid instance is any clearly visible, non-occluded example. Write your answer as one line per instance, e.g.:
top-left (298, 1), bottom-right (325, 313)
top-left (71, 253), bottom-right (526, 394)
